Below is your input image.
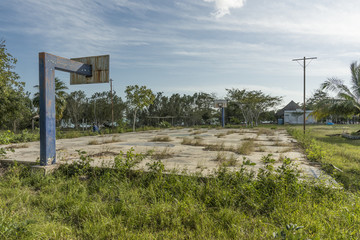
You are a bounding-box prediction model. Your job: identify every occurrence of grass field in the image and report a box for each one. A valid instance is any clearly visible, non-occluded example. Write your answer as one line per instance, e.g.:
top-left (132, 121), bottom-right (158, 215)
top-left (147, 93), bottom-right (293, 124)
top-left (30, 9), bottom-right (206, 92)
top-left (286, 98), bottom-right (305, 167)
top-left (0, 146), bottom-right (359, 239)
top-left (287, 124), bottom-right (360, 191)
top-left (1, 124), bottom-right (360, 239)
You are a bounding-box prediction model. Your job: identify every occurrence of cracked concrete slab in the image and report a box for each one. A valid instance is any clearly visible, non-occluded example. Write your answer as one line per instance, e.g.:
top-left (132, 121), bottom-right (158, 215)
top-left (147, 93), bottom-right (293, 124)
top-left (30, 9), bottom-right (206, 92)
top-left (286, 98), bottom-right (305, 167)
top-left (1, 128), bottom-right (333, 182)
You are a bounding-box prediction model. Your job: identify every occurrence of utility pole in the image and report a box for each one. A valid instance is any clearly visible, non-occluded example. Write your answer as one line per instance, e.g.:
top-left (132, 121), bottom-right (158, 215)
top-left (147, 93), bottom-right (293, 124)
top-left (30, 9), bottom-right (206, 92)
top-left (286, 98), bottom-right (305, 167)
top-left (110, 78), bottom-right (114, 132)
top-left (292, 56), bottom-right (317, 134)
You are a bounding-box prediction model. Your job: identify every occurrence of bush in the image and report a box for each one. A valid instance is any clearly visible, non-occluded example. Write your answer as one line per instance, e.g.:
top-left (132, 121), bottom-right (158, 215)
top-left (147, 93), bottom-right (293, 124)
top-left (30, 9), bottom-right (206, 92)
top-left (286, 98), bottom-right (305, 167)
top-left (159, 121), bottom-right (171, 128)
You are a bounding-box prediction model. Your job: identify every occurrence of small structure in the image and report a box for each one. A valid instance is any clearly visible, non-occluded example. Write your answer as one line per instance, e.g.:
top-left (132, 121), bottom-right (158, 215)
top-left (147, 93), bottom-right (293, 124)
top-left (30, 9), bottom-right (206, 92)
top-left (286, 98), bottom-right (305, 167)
top-left (276, 100), bottom-right (316, 125)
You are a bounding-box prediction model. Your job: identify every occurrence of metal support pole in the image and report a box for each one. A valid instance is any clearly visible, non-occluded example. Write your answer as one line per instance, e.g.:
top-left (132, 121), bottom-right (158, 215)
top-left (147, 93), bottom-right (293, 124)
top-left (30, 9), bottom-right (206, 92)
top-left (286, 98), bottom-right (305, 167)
top-left (39, 52), bottom-right (92, 166)
top-left (110, 78), bottom-right (114, 132)
top-left (221, 107), bottom-right (225, 128)
top-left (39, 53), bottom-right (56, 166)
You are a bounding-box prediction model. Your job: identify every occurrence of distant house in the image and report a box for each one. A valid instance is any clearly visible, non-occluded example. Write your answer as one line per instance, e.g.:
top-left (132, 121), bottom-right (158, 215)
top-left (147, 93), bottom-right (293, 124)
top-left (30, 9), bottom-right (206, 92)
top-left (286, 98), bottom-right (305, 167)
top-left (276, 100), bottom-right (316, 124)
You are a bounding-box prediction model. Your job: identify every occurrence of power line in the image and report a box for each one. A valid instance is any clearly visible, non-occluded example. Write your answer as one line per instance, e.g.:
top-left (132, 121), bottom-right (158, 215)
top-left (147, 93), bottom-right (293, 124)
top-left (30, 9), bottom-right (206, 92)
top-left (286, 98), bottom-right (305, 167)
top-left (292, 56), bottom-right (317, 134)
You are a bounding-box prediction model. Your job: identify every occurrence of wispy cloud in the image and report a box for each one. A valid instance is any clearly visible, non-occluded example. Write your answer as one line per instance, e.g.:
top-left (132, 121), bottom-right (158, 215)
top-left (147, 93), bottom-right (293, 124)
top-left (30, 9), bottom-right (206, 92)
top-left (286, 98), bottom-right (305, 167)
top-left (1, 0), bottom-right (360, 103)
top-left (203, 0), bottom-right (246, 18)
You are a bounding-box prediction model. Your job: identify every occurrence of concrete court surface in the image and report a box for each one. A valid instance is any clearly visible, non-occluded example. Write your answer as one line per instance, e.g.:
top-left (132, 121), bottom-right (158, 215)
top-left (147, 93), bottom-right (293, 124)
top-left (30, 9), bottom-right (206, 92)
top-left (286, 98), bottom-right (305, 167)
top-left (1, 128), bottom-right (331, 180)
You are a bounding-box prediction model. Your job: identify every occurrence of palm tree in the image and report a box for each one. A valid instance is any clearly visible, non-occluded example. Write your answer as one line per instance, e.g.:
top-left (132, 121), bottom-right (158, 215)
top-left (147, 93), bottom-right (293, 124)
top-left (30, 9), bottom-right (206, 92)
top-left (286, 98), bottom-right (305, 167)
top-left (315, 62), bottom-right (360, 120)
top-left (33, 77), bottom-right (69, 122)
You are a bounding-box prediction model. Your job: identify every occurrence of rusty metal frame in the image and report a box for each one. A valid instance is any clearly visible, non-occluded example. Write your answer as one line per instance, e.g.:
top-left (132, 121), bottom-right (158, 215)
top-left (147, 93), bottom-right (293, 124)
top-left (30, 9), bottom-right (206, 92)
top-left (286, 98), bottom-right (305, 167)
top-left (39, 52), bottom-right (92, 166)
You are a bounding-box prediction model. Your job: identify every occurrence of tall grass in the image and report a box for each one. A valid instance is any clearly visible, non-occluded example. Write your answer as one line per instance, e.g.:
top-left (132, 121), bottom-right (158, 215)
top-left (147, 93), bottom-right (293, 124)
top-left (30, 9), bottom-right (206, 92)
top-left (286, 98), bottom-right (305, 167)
top-left (1, 150), bottom-right (359, 239)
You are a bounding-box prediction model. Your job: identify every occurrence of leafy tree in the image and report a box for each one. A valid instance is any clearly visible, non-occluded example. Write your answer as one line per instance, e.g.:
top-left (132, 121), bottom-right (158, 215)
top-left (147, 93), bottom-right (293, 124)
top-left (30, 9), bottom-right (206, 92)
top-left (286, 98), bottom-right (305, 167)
top-left (89, 91), bottom-right (126, 125)
top-left (125, 85), bottom-right (155, 131)
top-left (306, 89), bottom-right (334, 121)
top-left (226, 88), bottom-right (282, 127)
top-left (314, 62), bottom-right (360, 121)
top-left (0, 40), bottom-right (31, 131)
top-left (63, 90), bottom-right (86, 128)
top-left (33, 77), bottom-right (69, 123)
top-left (192, 92), bottom-right (216, 125)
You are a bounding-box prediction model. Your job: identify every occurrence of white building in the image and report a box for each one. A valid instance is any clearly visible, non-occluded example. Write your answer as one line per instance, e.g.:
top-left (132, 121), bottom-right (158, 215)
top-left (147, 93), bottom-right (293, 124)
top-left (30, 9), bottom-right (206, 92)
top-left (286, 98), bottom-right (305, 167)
top-left (276, 100), bottom-right (317, 124)
top-left (284, 109), bottom-right (316, 124)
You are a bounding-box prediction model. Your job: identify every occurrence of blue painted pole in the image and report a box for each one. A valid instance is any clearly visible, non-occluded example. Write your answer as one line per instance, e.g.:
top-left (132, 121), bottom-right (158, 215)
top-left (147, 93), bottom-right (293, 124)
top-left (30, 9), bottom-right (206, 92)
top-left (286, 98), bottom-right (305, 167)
top-left (222, 107), bottom-right (225, 127)
top-left (39, 53), bottom-right (56, 166)
top-left (39, 53), bottom-right (92, 166)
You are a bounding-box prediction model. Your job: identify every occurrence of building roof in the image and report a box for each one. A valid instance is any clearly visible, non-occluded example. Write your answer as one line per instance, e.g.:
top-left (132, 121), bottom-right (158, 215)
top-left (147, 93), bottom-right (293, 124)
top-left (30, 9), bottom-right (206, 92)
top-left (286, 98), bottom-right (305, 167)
top-left (276, 100), bottom-right (301, 117)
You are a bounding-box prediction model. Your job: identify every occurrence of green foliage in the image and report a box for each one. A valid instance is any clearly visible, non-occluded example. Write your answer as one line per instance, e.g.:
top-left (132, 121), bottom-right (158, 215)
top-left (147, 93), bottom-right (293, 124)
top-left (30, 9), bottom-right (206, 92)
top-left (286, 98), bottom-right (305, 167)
top-left (242, 157), bottom-right (256, 166)
top-left (0, 147), bottom-right (7, 159)
top-left (273, 223), bottom-right (304, 239)
top-left (71, 150), bottom-right (94, 176)
top-left (306, 139), bottom-right (327, 161)
top-left (287, 125), bottom-right (360, 191)
top-left (146, 158), bottom-right (165, 177)
top-left (33, 77), bottom-right (68, 122)
top-left (0, 40), bottom-right (31, 130)
top-left (0, 214), bottom-right (33, 239)
top-left (113, 148), bottom-right (144, 177)
top-left (0, 130), bottom-right (15, 144)
top-left (226, 88), bottom-right (282, 127)
top-left (125, 85), bottom-right (155, 131)
top-left (0, 155), bottom-right (360, 239)
top-left (0, 129), bottom-right (38, 144)
top-left (159, 120), bottom-right (171, 128)
top-left (312, 61), bottom-right (360, 120)
top-left (262, 154), bottom-right (276, 164)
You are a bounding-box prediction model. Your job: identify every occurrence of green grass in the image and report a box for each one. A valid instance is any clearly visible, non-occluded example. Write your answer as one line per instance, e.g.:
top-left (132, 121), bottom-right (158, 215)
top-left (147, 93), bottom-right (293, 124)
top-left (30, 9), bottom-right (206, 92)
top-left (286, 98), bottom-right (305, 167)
top-left (1, 152), bottom-right (360, 239)
top-left (287, 124), bottom-right (360, 191)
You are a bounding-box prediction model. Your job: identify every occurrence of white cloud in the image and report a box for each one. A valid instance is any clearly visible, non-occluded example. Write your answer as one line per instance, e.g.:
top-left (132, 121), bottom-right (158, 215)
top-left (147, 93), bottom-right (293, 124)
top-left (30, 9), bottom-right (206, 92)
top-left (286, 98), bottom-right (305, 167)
top-left (203, 0), bottom-right (245, 18)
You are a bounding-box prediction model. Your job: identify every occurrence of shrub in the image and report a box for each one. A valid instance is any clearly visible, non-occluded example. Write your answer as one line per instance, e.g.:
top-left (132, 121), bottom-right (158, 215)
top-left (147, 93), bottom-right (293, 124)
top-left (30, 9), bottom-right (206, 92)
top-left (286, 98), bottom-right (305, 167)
top-left (113, 148), bottom-right (144, 177)
top-left (0, 130), bottom-right (15, 144)
top-left (159, 121), bottom-right (171, 128)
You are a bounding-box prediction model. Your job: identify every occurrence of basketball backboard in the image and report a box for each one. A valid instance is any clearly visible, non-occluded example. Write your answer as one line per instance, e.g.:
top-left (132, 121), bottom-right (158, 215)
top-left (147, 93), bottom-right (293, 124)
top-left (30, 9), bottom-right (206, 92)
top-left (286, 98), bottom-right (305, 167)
top-left (214, 100), bottom-right (227, 108)
top-left (70, 55), bottom-right (109, 85)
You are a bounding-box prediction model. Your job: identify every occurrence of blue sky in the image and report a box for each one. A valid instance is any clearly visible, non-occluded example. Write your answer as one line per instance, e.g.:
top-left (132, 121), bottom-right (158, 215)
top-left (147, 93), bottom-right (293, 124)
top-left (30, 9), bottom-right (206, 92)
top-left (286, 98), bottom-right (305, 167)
top-left (1, 0), bottom-right (360, 107)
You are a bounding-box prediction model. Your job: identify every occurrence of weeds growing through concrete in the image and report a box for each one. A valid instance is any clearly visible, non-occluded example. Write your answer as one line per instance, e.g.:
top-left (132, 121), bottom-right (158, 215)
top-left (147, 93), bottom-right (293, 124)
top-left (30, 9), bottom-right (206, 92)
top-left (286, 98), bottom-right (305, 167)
top-left (242, 157), bottom-right (256, 166)
top-left (203, 142), bottom-right (226, 151)
top-left (6, 144), bottom-right (29, 149)
top-left (273, 139), bottom-right (292, 147)
top-left (236, 140), bottom-right (256, 155)
top-left (262, 154), bottom-right (277, 164)
top-left (88, 139), bottom-right (100, 145)
top-left (151, 147), bottom-right (174, 160)
top-left (181, 137), bottom-right (204, 146)
top-left (257, 146), bottom-right (267, 152)
top-left (257, 128), bottom-right (275, 136)
top-left (215, 133), bottom-right (226, 138)
top-left (214, 152), bottom-right (237, 167)
top-left (226, 130), bottom-right (238, 135)
top-left (150, 135), bottom-right (172, 142)
top-left (88, 136), bottom-right (122, 145)
top-left (191, 130), bottom-right (207, 135)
